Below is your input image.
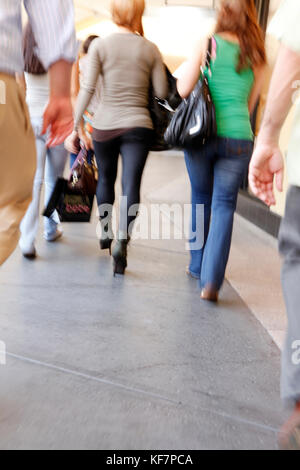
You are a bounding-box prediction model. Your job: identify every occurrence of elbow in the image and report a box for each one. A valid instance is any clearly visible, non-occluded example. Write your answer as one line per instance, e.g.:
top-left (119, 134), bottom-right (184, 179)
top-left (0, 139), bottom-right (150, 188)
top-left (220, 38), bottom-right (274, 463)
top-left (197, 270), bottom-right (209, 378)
top-left (177, 81), bottom-right (189, 99)
top-left (179, 90), bottom-right (189, 100)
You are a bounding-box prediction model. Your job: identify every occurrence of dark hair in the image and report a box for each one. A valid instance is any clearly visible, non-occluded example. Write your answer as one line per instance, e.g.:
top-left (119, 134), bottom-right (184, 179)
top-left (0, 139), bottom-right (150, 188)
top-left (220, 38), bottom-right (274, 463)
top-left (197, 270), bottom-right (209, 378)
top-left (82, 35), bottom-right (99, 54)
top-left (215, 0), bottom-right (266, 72)
top-left (23, 23), bottom-right (46, 75)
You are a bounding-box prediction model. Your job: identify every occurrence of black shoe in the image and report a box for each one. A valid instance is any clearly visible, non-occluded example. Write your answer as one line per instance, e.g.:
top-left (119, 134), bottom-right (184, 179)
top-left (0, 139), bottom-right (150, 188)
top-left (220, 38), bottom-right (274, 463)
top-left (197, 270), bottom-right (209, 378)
top-left (23, 250), bottom-right (37, 260)
top-left (99, 219), bottom-right (114, 255)
top-left (99, 238), bottom-right (113, 255)
top-left (112, 239), bottom-right (129, 276)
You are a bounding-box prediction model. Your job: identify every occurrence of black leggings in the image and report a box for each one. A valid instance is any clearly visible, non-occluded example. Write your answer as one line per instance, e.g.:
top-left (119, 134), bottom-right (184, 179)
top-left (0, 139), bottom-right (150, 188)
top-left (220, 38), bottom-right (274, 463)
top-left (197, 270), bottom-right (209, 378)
top-left (93, 128), bottom-right (153, 234)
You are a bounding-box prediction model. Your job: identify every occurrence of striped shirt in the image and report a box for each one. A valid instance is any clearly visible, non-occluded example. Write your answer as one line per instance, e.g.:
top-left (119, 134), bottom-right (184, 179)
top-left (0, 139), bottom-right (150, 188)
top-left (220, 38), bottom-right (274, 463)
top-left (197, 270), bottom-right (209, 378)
top-left (0, 0), bottom-right (77, 76)
top-left (268, 0), bottom-right (300, 187)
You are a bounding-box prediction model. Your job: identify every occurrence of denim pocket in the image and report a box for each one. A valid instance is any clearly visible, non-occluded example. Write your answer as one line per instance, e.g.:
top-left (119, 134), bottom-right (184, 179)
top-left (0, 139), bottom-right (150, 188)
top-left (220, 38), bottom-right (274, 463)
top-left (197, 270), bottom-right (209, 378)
top-left (226, 138), bottom-right (253, 159)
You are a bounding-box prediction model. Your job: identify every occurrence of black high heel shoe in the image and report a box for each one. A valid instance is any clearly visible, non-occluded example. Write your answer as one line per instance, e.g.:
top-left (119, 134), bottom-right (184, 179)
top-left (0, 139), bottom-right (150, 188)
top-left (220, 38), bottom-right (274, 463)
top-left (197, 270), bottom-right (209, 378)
top-left (99, 219), bottom-right (113, 255)
top-left (112, 239), bottom-right (129, 276)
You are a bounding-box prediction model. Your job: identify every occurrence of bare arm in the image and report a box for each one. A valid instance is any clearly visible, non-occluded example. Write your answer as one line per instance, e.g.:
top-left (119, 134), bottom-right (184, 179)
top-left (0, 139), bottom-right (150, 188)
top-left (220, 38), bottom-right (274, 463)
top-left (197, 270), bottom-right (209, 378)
top-left (176, 38), bottom-right (207, 99)
top-left (48, 60), bottom-right (72, 100)
top-left (249, 44), bottom-right (300, 206)
top-left (248, 65), bottom-right (266, 115)
top-left (42, 60), bottom-right (74, 146)
top-left (257, 44), bottom-right (300, 145)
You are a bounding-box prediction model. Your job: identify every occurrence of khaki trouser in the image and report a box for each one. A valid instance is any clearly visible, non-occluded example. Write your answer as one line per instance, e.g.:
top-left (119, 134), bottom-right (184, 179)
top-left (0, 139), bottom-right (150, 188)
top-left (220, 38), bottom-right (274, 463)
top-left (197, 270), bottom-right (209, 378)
top-left (0, 73), bottom-right (36, 265)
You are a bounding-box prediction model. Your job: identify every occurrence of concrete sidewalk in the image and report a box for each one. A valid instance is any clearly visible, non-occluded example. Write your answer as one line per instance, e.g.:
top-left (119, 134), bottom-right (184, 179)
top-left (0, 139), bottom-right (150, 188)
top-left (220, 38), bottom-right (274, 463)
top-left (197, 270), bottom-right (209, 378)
top-left (0, 152), bottom-right (286, 450)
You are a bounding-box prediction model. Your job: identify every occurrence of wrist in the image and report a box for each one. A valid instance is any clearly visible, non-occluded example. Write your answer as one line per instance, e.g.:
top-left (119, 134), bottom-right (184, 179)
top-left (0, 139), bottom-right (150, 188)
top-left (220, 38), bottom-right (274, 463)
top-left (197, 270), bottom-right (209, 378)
top-left (49, 91), bottom-right (71, 99)
top-left (256, 132), bottom-right (280, 148)
top-left (257, 120), bottom-right (282, 147)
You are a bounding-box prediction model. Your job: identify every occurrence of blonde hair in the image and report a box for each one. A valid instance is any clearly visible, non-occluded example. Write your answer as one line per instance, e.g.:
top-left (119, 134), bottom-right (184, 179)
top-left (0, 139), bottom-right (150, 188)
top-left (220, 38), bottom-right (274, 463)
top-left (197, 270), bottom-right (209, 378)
top-left (111, 0), bottom-right (145, 36)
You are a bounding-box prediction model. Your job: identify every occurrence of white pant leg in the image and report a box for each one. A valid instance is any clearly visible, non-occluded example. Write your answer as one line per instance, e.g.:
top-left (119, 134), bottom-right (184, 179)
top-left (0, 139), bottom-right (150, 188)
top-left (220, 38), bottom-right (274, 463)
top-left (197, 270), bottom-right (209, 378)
top-left (19, 118), bottom-right (46, 251)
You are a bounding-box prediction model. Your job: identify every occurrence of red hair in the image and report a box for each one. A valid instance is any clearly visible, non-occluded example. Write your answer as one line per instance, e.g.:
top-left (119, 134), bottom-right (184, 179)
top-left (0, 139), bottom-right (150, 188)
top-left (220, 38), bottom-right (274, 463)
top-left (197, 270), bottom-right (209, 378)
top-left (215, 0), bottom-right (266, 71)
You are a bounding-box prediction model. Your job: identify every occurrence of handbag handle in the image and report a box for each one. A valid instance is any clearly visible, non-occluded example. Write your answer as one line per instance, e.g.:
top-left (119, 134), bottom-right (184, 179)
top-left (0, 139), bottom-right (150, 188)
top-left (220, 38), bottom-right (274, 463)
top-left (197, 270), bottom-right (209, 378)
top-left (69, 146), bottom-right (88, 178)
top-left (201, 37), bottom-right (214, 76)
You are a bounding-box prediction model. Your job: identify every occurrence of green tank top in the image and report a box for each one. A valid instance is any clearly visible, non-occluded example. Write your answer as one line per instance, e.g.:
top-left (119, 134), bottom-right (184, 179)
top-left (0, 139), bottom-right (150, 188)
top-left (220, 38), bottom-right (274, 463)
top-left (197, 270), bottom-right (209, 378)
top-left (204, 34), bottom-right (254, 141)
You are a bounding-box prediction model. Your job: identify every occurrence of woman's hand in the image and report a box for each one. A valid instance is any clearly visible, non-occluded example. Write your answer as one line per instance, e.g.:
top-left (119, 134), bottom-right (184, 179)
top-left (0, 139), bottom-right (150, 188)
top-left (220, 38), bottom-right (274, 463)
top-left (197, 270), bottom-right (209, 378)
top-left (79, 128), bottom-right (93, 151)
top-left (64, 130), bottom-right (80, 154)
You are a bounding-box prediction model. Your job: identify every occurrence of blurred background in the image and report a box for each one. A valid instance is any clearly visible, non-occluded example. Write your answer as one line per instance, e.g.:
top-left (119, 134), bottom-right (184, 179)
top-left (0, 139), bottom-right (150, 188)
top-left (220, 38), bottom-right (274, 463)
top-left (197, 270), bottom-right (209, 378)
top-left (72, 0), bottom-right (289, 234)
top-left (21, 0), bottom-right (290, 231)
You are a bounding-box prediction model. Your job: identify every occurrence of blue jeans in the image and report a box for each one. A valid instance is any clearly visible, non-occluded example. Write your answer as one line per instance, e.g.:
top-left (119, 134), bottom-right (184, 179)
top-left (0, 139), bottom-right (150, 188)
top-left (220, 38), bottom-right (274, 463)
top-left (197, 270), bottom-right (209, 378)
top-left (19, 116), bottom-right (68, 250)
top-left (70, 149), bottom-right (94, 168)
top-left (184, 137), bottom-right (253, 290)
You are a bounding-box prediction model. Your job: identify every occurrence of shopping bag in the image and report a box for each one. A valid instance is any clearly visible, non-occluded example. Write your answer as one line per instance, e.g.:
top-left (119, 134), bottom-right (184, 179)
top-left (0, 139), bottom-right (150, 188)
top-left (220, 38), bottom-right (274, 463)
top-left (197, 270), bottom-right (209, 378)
top-left (43, 177), bottom-right (95, 223)
top-left (43, 147), bottom-right (98, 223)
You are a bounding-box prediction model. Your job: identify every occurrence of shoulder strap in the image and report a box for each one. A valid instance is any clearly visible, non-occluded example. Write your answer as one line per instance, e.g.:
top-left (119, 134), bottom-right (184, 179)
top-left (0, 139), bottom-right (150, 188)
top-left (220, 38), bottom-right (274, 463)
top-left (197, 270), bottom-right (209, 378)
top-left (205, 37), bottom-right (213, 69)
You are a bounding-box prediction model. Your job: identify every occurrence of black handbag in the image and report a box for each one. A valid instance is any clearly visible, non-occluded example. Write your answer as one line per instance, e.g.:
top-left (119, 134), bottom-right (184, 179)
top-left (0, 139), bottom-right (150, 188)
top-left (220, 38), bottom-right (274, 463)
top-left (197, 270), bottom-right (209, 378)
top-left (164, 38), bottom-right (217, 149)
top-left (149, 65), bottom-right (182, 152)
top-left (69, 147), bottom-right (98, 196)
top-left (43, 148), bottom-right (97, 223)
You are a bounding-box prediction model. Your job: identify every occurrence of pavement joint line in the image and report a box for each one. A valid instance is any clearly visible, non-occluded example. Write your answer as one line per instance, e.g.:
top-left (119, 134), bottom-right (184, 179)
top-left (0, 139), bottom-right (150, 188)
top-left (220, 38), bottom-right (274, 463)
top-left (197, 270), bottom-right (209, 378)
top-left (187, 405), bottom-right (278, 434)
top-left (6, 352), bottom-right (181, 406)
top-left (6, 351), bottom-right (278, 434)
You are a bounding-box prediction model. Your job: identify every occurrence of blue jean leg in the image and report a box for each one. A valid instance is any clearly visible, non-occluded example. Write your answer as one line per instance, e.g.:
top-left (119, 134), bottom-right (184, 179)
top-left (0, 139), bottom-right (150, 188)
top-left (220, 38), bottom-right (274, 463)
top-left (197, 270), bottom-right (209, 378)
top-left (184, 140), bottom-right (216, 278)
top-left (200, 138), bottom-right (253, 290)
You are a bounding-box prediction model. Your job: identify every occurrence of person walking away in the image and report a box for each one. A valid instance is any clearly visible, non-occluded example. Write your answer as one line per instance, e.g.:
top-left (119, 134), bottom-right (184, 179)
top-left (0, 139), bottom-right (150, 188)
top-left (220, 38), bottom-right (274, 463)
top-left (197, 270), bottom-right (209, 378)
top-left (18, 23), bottom-right (69, 259)
top-left (65, 0), bottom-right (168, 275)
top-left (248, 0), bottom-right (300, 450)
top-left (176, 0), bottom-right (266, 302)
top-left (0, 0), bottom-right (77, 265)
top-left (70, 35), bottom-right (101, 168)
